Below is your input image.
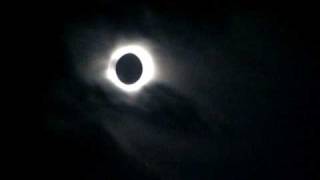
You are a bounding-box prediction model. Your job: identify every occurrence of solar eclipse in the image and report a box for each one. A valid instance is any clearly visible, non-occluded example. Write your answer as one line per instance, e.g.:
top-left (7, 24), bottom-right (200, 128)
top-left (106, 45), bottom-right (155, 93)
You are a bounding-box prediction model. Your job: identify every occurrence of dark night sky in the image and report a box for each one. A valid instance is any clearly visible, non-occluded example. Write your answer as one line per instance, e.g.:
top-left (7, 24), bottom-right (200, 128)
top-left (9, 0), bottom-right (319, 179)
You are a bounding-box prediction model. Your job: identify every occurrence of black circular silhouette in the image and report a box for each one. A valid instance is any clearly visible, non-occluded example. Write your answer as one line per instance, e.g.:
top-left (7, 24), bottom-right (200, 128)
top-left (116, 53), bottom-right (143, 84)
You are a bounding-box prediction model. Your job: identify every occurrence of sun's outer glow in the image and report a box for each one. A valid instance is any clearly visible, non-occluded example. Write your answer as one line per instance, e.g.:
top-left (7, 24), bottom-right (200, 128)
top-left (106, 45), bottom-right (155, 93)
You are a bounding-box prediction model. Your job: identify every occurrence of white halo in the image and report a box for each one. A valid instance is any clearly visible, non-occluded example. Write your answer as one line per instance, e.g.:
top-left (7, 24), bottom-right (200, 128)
top-left (106, 45), bottom-right (155, 92)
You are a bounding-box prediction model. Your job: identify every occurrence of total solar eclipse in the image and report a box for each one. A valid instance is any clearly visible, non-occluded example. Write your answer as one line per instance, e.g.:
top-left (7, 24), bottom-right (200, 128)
top-left (106, 45), bottom-right (155, 92)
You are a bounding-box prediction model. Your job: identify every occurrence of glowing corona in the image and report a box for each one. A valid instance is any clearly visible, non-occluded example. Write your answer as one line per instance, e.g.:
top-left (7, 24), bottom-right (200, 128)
top-left (106, 45), bottom-right (155, 92)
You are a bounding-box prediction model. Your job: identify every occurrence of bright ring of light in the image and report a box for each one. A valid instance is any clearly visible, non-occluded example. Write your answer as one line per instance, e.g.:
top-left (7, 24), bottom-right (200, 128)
top-left (106, 45), bottom-right (155, 92)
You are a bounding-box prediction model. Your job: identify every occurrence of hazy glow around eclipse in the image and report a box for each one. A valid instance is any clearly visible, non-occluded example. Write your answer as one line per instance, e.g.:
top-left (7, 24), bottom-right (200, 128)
top-left (106, 45), bottom-right (155, 93)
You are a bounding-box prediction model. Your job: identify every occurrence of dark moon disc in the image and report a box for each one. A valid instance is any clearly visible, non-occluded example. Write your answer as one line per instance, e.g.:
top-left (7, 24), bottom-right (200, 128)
top-left (116, 53), bottom-right (143, 84)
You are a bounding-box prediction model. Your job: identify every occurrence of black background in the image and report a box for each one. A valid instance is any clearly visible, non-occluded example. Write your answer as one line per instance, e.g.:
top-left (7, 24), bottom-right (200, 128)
top-left (7, 0), bottom-right (319, 179)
